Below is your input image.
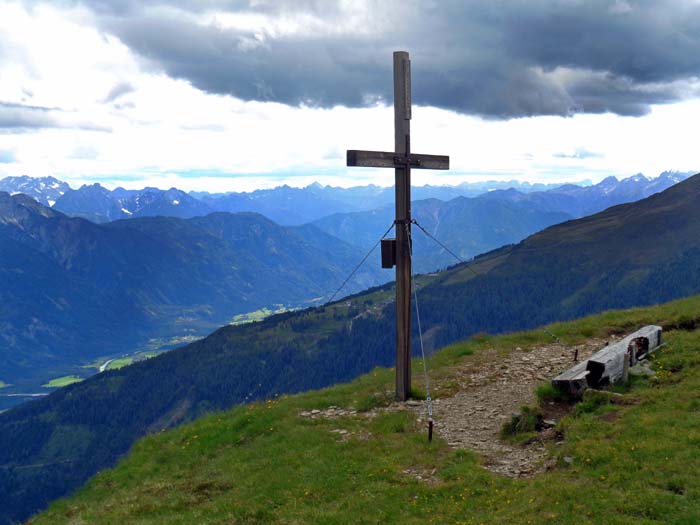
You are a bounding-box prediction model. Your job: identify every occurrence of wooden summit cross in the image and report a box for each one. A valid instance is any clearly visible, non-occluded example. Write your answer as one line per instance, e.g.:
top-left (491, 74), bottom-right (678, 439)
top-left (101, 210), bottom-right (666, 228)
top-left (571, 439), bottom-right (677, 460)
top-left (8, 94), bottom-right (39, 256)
top-left (347, 51), bottom-right (450, 401)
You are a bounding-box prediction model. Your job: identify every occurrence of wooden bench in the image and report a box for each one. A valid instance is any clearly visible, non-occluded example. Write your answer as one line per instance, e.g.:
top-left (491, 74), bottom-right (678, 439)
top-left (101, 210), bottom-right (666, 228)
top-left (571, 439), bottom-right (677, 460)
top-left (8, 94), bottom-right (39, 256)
top-left (553, 325), bottom-right (662, 396)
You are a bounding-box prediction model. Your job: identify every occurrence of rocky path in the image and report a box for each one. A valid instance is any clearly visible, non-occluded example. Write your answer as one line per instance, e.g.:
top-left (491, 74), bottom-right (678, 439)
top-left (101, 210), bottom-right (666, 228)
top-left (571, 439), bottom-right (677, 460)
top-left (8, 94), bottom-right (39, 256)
top-left (301, 337), bottom-right (613, 479)
top-left (409, 338), bottom-right (607, 477)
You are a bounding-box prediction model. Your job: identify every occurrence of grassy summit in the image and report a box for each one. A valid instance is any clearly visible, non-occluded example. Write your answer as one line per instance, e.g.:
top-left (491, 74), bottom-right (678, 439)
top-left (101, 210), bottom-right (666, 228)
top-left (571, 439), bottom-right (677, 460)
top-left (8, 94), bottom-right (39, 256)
top-left (35, 296), bottom-right (700, 524)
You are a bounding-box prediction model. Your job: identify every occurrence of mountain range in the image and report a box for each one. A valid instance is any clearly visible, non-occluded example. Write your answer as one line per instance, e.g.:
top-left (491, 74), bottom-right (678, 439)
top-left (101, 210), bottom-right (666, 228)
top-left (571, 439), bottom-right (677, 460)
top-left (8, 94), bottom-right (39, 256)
top-left (314, 196), bottom-right (571, 272)
top-left (1, 172), bottom-right (689, 277)
top-left (190, 179), bottom-right (571, 225)
top-left (5, 174), bottom-right (654, 403)
top-left (0, 188), bottom-right (583, 407)
top-left (0, 193), bottom-right (383, 407)
top-left (481, 170), bottom-right (689, 218)
top-left (2, 173), bottom-right (699, 525)
top-left (53, 184), bottom-right (214, 222)
top-left (312, 171), bottom-right (691, 271)
top-left (1, 175), bottom-right (576, 225)
top-left (0, 176), bottom-right (69, 207)
top-left (5, 173), bottom-right (681, 226)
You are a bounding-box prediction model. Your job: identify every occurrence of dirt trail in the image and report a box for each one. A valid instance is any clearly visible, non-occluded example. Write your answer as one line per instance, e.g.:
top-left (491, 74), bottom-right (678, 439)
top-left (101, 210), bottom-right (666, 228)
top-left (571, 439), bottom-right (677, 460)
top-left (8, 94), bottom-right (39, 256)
top-left (408, 338), bottom-right (607, 477)
top-left (301, 337), bottom-right (613, 478)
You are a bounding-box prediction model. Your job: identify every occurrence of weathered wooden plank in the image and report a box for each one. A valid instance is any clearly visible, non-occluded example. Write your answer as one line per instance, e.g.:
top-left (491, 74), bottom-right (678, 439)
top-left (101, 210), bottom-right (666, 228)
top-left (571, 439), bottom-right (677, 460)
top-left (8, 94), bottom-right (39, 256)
top-left (553, 325), bottom-right (662, 395)
top-left (585, 342), bottom-right (629, 388)
top-left (394, 50), bottom-right (412, 402)
top-left (626, 325), bottom-right (662, 363)
top-left (346, 150), bottom-right (450, 170)
top-left (552, 360), bottom-right (589, 396)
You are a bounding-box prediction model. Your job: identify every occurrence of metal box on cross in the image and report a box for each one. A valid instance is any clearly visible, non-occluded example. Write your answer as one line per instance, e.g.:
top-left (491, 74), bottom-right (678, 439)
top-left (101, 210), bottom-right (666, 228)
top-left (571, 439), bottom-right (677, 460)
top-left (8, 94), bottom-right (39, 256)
top-left (381, 238), bottom-right (397, 268)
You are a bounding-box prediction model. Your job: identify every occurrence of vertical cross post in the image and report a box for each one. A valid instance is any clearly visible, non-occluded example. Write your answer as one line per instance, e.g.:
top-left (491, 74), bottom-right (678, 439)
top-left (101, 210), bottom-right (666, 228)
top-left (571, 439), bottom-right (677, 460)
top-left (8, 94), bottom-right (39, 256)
top-left (346, 51), bottom-right (449, 403)
top-left (394, 51), bottom-right (411, 401)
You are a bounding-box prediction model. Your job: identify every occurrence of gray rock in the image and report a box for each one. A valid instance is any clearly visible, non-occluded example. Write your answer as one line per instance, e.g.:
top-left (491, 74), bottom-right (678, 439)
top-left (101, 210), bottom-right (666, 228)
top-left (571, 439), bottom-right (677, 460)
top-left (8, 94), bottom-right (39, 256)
top-left (630, 361), bottom-right (656, 377)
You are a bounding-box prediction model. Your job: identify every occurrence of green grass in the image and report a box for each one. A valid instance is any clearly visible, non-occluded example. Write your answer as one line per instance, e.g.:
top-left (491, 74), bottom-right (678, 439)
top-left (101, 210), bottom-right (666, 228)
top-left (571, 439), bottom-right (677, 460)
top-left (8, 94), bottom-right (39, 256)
top-left (106, 358), bottom-right (134, 370)
top-left (35, 296), bottom-right (700, 524)
top-left (230, 305), bottom-right (294, 325)
top-left (572, 389), bottom-right (617, 417)
top-left (42, 375), bottom-right (84, 388)
top-left (536, 382), bottom-right (575, 404)
top-left (84, 351), bottom-right (161, 372)
top-left (500, 406), bottom-right (543, 442)
top-left (81, 360), bottom-right (101, 370)
top-left (142, 334), bottom-right (203, 353)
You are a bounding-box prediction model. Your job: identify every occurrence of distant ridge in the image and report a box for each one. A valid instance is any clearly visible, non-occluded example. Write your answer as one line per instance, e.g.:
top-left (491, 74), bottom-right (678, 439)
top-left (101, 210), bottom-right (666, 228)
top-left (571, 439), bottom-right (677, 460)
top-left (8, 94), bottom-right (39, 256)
top-left (191, 178), bottom-right (575, 224)
top-left (5, 172), bottom-right (691, 225)
top-left (0, 175), bottom-right (69, 207)
top-left (312, 171), bottom-right (693, 271)
top-left (480, 170), bottom-right (692, 218)
top-left (313, 196), bottom-right (571, 272)
top-left (53, 184), bottom-right (214, 222)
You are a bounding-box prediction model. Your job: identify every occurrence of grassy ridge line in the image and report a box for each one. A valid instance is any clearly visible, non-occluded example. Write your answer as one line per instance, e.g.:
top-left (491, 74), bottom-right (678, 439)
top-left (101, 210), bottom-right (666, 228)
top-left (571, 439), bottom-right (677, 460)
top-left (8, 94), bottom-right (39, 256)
top-left (36, 296), bottom-right (700, 524)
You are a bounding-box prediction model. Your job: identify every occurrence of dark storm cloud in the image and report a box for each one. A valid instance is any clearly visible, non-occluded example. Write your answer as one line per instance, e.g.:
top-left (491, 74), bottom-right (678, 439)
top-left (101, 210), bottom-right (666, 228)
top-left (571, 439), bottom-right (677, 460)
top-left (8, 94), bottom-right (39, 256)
top-left (501, 1), bottom-right (700, 84)
top-left (109, 14), bottom-right (389, 107)
top-left (69, 0), bottom-right (700, 118)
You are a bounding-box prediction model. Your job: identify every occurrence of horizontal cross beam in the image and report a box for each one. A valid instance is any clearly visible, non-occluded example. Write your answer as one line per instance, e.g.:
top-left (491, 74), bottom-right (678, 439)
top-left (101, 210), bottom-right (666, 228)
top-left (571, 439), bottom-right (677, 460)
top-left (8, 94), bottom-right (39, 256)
top-left (347, 149), bottom-right (449, 170)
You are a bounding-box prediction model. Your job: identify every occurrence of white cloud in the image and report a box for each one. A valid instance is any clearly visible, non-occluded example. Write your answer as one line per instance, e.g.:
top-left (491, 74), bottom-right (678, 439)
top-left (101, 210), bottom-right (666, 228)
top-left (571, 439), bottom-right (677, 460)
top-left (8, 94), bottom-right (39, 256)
top-left (0, 1), bottom-right (697, 192)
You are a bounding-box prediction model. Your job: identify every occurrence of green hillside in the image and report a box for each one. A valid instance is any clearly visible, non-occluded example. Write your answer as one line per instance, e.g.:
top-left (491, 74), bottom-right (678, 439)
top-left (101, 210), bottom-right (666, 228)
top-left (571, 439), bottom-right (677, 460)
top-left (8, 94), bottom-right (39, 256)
top-left (35, 296), bottom-right (700, 524)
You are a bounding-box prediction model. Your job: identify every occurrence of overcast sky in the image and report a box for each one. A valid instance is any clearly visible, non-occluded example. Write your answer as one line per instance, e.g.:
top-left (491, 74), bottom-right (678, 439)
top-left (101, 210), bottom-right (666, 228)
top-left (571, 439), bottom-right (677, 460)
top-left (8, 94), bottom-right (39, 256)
top-left (1, 0), bottom-right (699, 191)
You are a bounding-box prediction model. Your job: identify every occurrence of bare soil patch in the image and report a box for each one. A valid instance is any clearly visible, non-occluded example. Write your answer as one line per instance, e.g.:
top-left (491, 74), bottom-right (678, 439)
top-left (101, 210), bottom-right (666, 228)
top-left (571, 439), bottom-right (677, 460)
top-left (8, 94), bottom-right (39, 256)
top-left (406, 338), bottom-right (608, 478)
